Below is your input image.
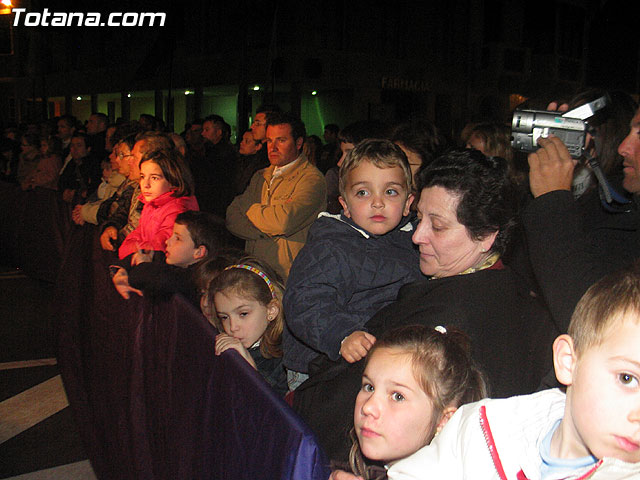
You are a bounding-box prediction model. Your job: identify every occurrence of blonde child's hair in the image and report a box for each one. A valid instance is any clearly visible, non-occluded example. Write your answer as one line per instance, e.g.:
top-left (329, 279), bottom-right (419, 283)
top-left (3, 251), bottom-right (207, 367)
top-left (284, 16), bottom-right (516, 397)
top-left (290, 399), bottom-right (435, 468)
top-left (208, 256), bottom-right (285, 359)
top-left (349, 324), bottom-right (488, 479)
top-left (569, 260), bottom-right (640, 357)
top-left (338, 138), bottom-right (412, 199)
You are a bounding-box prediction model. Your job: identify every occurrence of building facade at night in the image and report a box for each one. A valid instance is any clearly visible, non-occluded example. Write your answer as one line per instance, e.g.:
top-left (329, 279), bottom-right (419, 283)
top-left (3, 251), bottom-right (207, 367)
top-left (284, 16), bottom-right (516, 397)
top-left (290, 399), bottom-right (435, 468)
top-left (1, 0), bottom-right (638, 139)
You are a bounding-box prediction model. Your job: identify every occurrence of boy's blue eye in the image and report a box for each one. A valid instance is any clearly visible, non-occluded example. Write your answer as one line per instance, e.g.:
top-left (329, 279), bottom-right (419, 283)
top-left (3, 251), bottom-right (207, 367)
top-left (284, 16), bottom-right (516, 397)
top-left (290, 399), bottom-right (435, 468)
top-left (391, 392), bottom-right (405, 402)
top-left (385, 188), bottom-right (399, 196)
top-left (355, 190), bottom-right (368, 197)
top-left (362, 383), bottom-right (374, 393)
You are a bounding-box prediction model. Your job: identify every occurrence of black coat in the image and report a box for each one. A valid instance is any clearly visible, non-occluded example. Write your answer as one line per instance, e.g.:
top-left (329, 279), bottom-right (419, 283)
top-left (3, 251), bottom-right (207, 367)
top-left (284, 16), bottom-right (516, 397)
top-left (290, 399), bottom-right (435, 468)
top-left (293, 266), bottom-right (559, 462)
top-left (522, 189), bottom-right (640, 332)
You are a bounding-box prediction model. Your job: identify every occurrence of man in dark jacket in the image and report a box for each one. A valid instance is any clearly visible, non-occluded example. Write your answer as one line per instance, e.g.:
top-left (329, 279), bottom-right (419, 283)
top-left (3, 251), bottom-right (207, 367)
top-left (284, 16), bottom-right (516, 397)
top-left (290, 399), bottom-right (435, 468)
top-left (523, 106), bottom-right (640, 331)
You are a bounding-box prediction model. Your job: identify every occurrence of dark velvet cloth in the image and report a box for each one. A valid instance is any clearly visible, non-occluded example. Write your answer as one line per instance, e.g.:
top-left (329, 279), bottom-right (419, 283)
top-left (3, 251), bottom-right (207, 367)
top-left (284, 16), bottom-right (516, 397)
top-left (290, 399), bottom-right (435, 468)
top-left (55, 227), bottom-right (330, 479)
top-left (0, 182), bottom-right (72, 282)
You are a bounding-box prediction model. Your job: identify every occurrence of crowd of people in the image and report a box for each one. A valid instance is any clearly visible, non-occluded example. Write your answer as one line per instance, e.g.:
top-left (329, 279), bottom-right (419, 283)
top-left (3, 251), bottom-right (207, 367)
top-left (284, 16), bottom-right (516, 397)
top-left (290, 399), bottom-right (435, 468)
top-left (2, 88), bottom-right (640, 479)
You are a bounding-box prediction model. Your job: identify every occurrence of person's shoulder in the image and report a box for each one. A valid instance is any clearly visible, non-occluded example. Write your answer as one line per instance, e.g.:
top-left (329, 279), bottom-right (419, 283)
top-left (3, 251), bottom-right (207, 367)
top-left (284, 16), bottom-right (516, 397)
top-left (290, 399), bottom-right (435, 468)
top-left (297, 157), bottom-right (325, 179)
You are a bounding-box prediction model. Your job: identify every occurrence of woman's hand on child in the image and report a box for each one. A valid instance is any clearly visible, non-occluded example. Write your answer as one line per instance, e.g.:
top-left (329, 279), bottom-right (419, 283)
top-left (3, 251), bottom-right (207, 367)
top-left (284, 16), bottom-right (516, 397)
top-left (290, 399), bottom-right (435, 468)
top-left (215, 333), bottom-right (257, 369)
top-left (340, 331), bottom-right (376, 363)
top-left (100, 227), bottom-right (118, 251)
top-left (112, 268), bottom-right (143, 299)
top-left (329, 470), bottom-right (363, 480)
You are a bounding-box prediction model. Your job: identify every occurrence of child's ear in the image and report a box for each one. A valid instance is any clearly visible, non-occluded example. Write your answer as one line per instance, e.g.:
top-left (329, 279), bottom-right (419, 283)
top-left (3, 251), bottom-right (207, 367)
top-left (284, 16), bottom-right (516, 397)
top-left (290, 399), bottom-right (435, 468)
top-left (338, 196), bottom-right (351, 217)
top-left (403, 193), bottom-right (415, 216)
top-left (435, 406), bottom-right (457, 436)
top-left (553, 334), bottom-right (577, 387)
top-left (266, 299), bottom-right (280, 322)
top-left (193, 245), bottom-right (207, 261)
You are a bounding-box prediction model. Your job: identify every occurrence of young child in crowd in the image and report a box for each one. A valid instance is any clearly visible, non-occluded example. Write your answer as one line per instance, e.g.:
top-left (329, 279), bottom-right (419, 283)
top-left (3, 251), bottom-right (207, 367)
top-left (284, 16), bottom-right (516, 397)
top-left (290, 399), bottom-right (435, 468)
top-left (283, 139), bottom-right (423, 388)
top-left (72, 158), bottom-right (126, 225)
top-left (387, 262), bottom-right (640, 480)
top-left (208, 257), bottom-right (288, 396)
top-left (112, 211), bottom-right (225, 304)
top-left (330, 325), bottom-right (487, 480)
top-left (117, 147), bottom-right (199, 263)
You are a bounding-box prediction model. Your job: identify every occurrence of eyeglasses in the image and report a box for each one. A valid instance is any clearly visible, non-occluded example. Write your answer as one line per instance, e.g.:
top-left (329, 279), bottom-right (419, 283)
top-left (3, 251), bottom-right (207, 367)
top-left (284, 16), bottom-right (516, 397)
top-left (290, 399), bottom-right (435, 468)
top-left (117, 153), bottom-right (134, 159)
top-left (252, 121), bottom-right (266, 127)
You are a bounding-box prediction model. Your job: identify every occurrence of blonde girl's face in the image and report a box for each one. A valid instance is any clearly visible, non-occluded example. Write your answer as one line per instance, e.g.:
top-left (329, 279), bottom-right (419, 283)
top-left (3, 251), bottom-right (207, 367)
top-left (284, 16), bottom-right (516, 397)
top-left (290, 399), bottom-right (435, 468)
top-left (354, 347), bottom-right (436, 465)
top-left (213, 288), bottom-right (276, 349)
top-left (139, 161), bottom-right (172, 202)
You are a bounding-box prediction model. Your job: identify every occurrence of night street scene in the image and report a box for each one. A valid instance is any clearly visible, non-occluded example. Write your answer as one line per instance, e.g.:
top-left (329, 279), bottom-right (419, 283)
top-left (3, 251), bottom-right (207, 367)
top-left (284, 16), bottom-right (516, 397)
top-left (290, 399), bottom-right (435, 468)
top-left (1, 1), bottom-right (639, 479)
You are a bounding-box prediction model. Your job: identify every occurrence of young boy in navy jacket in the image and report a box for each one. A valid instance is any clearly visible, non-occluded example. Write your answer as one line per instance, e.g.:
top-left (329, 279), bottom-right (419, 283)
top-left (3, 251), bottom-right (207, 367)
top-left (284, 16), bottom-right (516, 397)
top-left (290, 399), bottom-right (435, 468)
top-left (283, 139), bottom-right (423, 387)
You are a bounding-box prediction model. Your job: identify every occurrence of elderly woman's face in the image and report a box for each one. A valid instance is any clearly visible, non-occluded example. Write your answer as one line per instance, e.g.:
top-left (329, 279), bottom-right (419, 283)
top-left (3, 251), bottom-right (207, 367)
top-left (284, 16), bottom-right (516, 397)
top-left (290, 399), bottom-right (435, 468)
top-left (412, 186), bottom-right (497, 278)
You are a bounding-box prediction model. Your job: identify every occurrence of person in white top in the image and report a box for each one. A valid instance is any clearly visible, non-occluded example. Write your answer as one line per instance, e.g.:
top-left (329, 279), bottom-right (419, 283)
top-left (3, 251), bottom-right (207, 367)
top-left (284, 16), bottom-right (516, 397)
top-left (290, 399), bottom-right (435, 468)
top-left (388, 262), bottom-right (640, 480)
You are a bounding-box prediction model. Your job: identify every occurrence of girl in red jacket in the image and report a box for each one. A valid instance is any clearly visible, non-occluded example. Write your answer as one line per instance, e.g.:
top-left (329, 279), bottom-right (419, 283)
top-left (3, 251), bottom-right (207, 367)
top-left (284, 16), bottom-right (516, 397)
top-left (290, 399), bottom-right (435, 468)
top-left (118, 148), bottom-right (199, 263)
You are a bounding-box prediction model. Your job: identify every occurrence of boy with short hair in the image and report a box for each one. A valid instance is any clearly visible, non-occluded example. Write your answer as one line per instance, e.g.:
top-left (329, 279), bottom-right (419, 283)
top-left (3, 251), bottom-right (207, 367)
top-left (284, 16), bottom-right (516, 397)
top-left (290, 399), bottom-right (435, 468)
top-left (388, 262), bottom-right (640, 480)
top-left (283, 139), bottom-right (423, 382)
top-left (112, 211), bottom-right (226, 304)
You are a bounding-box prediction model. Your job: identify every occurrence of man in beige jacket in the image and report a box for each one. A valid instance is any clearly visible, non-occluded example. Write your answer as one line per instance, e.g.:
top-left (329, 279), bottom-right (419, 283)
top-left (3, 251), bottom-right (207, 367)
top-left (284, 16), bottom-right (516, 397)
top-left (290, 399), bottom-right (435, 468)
top-left (226, 112), bottom-right (326, 281)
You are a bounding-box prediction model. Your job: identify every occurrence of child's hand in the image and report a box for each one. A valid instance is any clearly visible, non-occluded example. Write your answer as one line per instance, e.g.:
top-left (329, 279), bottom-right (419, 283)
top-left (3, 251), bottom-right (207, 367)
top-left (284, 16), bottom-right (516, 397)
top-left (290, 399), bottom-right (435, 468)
top-left (132, 246), bottom-right (154, 266)
top-left (330, 470), bottom-right (363, 480)
top-left (340, 331), bottom-right (376, 363)
top-left (112, 267), bottom-right (143, 299)
top-left (215, 333), bottom-right (257, 369)
top-left (100, 227), bottom-right (118, 251)
top-left (71, 205), bottom-right (85, 225)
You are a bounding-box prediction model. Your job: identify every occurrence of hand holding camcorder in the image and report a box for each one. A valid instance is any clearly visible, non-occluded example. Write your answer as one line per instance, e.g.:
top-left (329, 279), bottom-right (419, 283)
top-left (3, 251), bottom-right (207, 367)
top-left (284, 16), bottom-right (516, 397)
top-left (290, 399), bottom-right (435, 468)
top-left (511, 96), bottom-right (607, 158)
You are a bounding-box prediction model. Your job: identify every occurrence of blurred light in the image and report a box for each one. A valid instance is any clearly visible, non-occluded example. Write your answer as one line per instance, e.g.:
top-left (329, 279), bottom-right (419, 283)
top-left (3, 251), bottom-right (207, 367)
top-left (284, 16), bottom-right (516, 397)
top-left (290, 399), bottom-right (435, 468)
top-left (184, 90), bottom-right (194, 95)
top-left (311, 91), bottom-right (317, 96)
top-left (76, 96), bottom-right (82, 101)
top-left (253, 85), bottom-right (260, 91)
top-left (1, 0), bottom-right (12, 7)
top-left (127, 93), bottom-right (132, 98)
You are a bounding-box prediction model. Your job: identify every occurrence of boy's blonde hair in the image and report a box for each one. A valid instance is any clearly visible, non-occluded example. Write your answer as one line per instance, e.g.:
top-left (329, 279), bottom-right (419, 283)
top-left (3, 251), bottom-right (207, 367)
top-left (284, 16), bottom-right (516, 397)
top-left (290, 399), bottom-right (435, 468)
top-left (208, 256), bottom-right (285, 359)
top-left (338, 138), bottom-right (412, 198)
top-left (569, 261), bottom-right (640, 357)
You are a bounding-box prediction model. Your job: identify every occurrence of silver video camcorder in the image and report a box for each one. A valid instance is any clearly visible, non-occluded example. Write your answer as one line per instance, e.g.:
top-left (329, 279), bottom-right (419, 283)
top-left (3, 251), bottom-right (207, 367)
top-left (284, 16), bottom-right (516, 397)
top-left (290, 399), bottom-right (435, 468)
top-left (511, 96), bottom-right (607, 158)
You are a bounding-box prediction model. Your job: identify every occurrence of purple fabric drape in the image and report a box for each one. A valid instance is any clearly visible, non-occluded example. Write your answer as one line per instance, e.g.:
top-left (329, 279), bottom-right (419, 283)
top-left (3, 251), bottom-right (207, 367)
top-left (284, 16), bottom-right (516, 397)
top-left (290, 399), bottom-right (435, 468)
top-left (52, 226), bottom-right (330, 479)
top-left (1, 182), bottom-right (330, 479)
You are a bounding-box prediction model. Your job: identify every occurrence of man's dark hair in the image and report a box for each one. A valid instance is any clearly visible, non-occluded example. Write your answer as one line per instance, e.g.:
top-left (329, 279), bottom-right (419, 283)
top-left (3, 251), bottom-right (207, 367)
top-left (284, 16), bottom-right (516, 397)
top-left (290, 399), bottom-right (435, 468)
top-left (91, 112), bottom-right (108, 127)
top-left (267, 112), bottom-right (306, 141)
top-left (71, 131), bottom-right (90, 149)
top-left (203, 115), bottom-right (227, 137)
